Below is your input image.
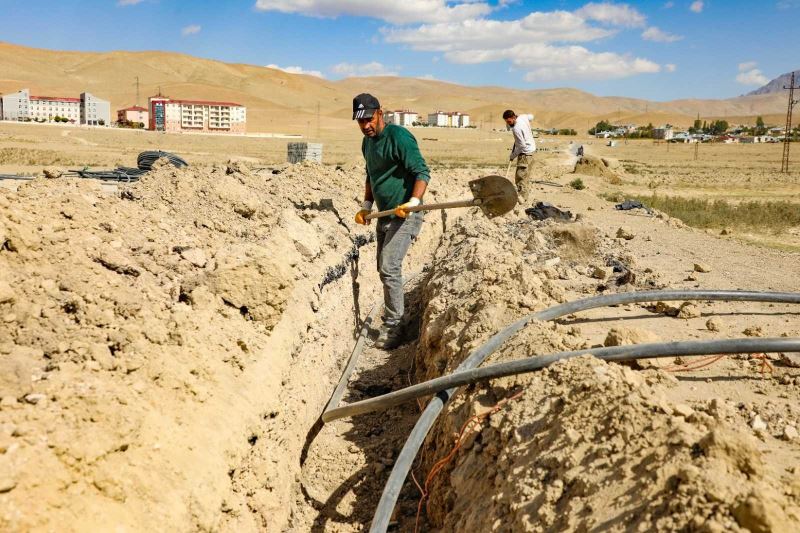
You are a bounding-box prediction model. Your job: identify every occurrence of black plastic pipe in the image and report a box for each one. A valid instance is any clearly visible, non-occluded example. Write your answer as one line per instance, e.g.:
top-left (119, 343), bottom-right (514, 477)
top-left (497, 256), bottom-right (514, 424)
top-left (368, 289), bottom-right (800, 533)
top-left (326, 337), bottom-right (800, 422)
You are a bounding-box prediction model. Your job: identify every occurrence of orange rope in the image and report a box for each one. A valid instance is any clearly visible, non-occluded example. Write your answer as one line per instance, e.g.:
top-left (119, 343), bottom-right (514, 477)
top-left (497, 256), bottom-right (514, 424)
top-left (663, 352), bottom-right (775, 375)
top-left (414, 390), bottom-right (524, 533)
top-left (663, 354), bottom-right (727, 372)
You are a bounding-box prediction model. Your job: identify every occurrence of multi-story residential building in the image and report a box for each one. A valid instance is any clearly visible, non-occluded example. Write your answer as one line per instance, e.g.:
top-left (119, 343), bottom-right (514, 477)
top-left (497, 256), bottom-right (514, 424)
top-left (80, 92), bottom-right (111, 126)
top-left (427, 110), bottom-right (470, 128)
top-left (0, 89), bottom-right (31, 121)
top-left (0, 88), bottom-right (110, 126)
top-left (148, 95), bottom-right (246, 134)
top-left (117, 105), bottom-right (149, 126)
top-left (30, 95), bottom-right (81, 123)
top-left (385, 110), bottom-right (418, 127)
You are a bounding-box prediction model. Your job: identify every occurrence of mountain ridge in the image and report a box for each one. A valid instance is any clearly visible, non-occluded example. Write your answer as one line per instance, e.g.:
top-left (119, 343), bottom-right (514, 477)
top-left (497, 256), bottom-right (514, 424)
top-left (746, 70), bottom-right (800, 96)
top-left (0, 41), bottom-right (789, 132)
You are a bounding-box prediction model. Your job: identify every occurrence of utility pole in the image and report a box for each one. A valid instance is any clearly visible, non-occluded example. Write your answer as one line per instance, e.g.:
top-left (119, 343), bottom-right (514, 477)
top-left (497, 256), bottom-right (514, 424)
top-left (781, 72), bottom-right (799, 173)
top-left (134, 76), bottom-right (140, 107)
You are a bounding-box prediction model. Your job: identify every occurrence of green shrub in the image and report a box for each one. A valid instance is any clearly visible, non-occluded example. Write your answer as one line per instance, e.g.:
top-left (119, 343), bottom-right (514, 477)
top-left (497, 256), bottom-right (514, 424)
top-left (569, 178), bottom-right (586, 190)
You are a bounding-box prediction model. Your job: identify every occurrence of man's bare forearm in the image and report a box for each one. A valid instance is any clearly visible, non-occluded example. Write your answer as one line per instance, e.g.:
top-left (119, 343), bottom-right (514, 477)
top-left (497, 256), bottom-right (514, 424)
top-left (411, 179), bottom-right (427, 200)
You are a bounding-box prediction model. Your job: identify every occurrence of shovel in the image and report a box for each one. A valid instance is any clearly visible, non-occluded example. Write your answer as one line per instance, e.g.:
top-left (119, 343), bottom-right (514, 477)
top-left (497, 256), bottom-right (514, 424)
top-left (365, 175), bottom-right (518, 221)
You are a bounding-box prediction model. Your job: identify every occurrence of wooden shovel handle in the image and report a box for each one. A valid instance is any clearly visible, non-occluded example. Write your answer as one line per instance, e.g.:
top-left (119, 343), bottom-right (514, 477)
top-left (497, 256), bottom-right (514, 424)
top-left (365, 198), bottom-right (479, 220)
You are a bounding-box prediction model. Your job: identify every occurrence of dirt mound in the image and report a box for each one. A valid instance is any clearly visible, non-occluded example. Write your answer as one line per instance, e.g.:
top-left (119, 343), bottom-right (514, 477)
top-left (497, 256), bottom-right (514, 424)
top-left (424, 356), bottom-right (800, 532)
top-left (574, 154), bottom-right (622, 180)
top-left (0, 162), bottom-right (371, 531)
top-left (418, 214), bottom-right (569, 382)
top-left (411, 209), bottom-right (800, 532)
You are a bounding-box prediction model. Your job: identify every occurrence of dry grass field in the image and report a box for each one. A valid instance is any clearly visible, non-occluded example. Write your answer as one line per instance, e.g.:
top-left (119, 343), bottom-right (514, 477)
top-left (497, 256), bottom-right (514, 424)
top-left (584, 139), bottom-right (800, 250)
top-left (2, 123), bottom-right (798, 247)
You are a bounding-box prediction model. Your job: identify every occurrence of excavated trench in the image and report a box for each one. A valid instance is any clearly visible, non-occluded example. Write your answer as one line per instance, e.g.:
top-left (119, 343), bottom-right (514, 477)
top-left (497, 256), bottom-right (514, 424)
top-left (3, 154), bottom-right (800, 532)
top-left (281, 202), bottom-right (800, 532)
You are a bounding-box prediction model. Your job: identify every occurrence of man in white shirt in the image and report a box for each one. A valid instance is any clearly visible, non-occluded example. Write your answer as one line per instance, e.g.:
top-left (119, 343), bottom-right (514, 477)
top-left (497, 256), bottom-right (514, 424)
top-left (503, 110), bottom-right (536, 190)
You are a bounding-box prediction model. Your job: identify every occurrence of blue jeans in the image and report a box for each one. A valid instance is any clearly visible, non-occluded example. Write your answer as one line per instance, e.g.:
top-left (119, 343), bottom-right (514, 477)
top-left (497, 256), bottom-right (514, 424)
top-left (376, 212), bottom-right (424, 327)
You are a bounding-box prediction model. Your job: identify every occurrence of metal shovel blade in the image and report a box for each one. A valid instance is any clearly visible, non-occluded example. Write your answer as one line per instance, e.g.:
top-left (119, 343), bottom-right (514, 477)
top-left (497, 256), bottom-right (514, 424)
top-left (469, 175), bottom-right (518, 218)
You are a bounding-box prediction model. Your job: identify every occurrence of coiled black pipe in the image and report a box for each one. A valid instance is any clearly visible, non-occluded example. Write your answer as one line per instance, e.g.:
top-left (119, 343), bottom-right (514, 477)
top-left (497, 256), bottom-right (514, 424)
top-left (136, 150), bottom-right (188, 171)
top-left (368, 289), bottom-right (800, 533)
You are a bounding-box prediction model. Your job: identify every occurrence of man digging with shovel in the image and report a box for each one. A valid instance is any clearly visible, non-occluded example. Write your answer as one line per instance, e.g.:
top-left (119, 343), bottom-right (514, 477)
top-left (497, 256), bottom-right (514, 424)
top-left (353, 93), bottom-right (430, 349)
top-left (503, 110), bottom-right (536, 195)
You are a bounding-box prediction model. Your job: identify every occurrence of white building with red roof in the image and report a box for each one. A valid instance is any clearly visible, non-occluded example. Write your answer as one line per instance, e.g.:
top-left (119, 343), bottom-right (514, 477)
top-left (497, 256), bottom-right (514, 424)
top-left (0, 88), bottom-right (110, 126)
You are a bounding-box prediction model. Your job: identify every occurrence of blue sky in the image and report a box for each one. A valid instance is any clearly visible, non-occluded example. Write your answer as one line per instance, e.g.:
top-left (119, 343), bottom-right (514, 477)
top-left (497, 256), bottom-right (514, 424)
top-left (0, 0), bottom-right (797, 100)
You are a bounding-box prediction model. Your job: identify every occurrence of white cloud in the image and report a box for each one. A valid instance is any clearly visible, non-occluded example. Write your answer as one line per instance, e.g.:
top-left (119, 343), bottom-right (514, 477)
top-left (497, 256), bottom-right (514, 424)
top-left (736, 61), bottom-right (769, 85)
top-left (417, 74), bottom-right (437, 80)
top-left (690, 1), bottom-right (704, 13)
top-left (331, 62), bottom-right (399, 77)
top-left (575, 2), bottom-right (646, 27)
top-left (261, 2), bottom-right (664, 84)
top-left (383, 13), bottom-right (616, 52)
top-left (663, 1), bottom-right (675, 7)
top-left (778, 0), bottom-right (800, 8)
top-left (117, 0), bottom-right (144, 5)
top-left (253, 0), bottom-right (492, 24)
top-left (265, 64), bottom-right (325, 78)
top-left (181, 24), bottom-right (201, 36)
top-left (383, 5), bottom-right (663, 82)
top-left (441, 43), bottom-right (660, 81)
top-left (641, 26), bottom-right (683, 42)
top-left (665, 63), bottom-right (677, 72)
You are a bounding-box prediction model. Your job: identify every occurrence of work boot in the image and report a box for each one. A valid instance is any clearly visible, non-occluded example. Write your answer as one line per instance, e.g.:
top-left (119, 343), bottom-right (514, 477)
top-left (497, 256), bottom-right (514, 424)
top-left (374, 324), bottom-right (404, 350)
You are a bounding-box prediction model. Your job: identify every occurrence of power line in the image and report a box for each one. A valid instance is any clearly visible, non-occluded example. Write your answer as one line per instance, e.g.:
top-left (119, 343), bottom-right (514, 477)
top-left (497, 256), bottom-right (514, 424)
top-left (781, 71), bottom-right (799, 174)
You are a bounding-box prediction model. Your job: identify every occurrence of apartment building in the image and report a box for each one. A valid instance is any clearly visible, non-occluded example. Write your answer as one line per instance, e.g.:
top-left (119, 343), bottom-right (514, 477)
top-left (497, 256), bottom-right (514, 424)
top-left (30, 95), bottom-right (81, 123)
top-left (148, 95), bottom-right (246, 134)
top-left (80, 92), bottom-right (111, 126)
top-left (0, 89), bottom-right (31, 121)
top-left (427, 110), bottom-right (470, 128)
top-left (385, 110), bottom-right (418, 127)
top-left (0, 88), bottom-right (110, 125)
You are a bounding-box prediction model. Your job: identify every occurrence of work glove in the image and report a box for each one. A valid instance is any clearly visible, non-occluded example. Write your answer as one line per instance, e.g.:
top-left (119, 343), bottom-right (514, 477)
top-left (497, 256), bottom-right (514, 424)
top-left (394, 197), bottom-right (420, 219)
top-left (355, 201), bottom-right (373, 225)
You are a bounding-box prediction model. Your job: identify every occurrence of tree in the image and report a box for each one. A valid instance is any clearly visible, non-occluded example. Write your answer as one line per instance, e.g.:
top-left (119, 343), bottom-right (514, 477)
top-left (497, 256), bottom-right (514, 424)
top-left (98, 119), bottom-right (105, 126)
top-left (707, 120), bottom-right (729, 135)
top-left (755, 116), bottom-right (766, 136)
top-left (588, 120), bottom-right (612, 135)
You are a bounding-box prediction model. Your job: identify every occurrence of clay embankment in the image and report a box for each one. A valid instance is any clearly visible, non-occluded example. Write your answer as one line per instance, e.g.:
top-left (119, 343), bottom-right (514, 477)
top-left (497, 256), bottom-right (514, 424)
top-left (0, 160), bottom-right (458, 531)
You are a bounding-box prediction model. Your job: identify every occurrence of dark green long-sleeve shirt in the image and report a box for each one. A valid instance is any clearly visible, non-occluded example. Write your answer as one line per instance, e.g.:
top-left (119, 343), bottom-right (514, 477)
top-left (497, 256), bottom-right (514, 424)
top-left (362, 124), bottom-right (430, 212)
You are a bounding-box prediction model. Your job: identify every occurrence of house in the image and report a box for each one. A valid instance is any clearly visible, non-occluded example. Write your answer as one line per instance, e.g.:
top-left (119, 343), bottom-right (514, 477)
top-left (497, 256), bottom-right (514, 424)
top-left (653, 126), bottom-right (674, 140)
top-left (117, 105), bottom-right (149, 126)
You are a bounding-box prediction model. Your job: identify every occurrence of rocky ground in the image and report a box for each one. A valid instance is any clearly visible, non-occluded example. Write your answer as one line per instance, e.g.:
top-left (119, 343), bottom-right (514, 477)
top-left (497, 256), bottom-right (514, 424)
top-left (1, 141), bottom-right (799, 532)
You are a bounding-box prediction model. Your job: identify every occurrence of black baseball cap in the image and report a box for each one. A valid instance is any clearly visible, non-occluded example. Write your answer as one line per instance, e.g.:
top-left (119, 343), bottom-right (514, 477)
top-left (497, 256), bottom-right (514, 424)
top-left (352, 93), bottom-right (380, 120)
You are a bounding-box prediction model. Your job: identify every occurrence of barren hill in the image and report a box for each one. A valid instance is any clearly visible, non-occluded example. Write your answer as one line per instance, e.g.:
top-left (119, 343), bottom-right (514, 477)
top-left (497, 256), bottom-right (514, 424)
top-left (0, 41), bottom-right (790, 132)
top-left (747, 69), bottom-right (800, 96)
